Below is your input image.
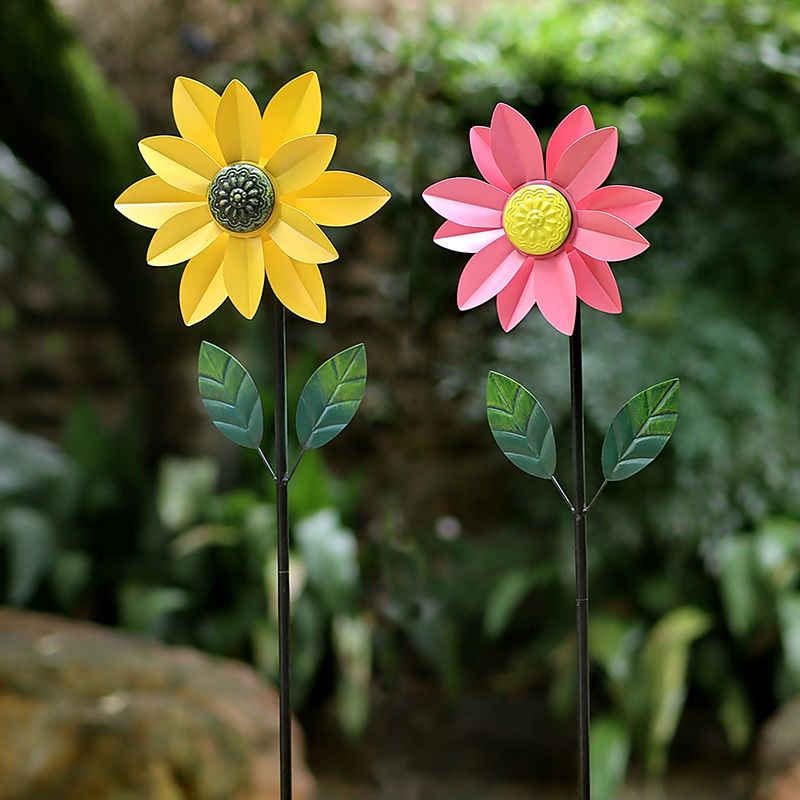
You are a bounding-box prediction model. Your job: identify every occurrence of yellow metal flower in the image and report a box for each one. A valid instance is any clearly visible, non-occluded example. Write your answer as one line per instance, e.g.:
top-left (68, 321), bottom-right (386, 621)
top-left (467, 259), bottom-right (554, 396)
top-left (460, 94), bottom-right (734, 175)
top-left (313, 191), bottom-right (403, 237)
top-left (115, 73), bottom-right (390, 325)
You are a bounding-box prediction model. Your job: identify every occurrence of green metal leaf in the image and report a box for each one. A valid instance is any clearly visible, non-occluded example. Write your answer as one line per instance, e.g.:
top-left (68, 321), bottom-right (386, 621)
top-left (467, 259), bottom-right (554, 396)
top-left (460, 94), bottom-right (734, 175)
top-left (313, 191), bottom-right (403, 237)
top-left (296, 344), bottom-right (367, 450)
top-left (601, 379), bottom-right (680, 482)
top-left (198, 341), bottom-right (263, 449)
top-left (486, 371), bottom-right (556, 479)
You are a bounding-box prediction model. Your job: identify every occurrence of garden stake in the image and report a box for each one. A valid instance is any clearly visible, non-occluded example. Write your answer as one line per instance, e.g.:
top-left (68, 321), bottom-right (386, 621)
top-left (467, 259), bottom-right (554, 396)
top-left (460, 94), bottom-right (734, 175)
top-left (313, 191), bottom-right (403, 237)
top-left (273, 295), bottom-right (292, 800)
top-left (115, 72), bottom-right (389, 800)
top-left (423, 102), bottom-right (678, 799)
top-left (570, 306), bottom-right (590, 800)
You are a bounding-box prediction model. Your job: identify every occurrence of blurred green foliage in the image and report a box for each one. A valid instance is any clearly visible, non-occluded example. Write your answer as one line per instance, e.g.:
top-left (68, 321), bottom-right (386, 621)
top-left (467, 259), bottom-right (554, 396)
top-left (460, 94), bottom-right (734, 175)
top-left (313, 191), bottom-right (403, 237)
top-left (0, 421), bottom-right (77, 607)
top-left (404, 0), bottom-right (800, 783)
top-left (159, 455), bottom-right (372, 739)
top-left (0, 405), bottom-right (375, 737)
top-left (277, 0), bottom-right (800, 780)
top-left (2, 0), bottom-right (800, 782)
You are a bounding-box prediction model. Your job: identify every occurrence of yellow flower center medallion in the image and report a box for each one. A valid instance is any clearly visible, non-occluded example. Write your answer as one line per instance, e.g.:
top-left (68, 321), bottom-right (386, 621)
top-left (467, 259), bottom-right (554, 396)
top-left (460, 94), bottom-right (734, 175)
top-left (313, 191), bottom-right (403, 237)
top-left (208, 163), bottom-right (275, 234)
top-left (503, 184), bottom-right (572, 255)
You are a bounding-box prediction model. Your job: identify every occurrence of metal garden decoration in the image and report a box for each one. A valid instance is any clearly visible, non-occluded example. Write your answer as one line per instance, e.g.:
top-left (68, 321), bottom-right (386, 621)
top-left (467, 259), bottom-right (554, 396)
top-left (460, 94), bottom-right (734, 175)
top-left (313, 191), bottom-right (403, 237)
top-left (116, 72), bottom-right (389, 800)
top-left (423, 103), bottom-right (678, 800)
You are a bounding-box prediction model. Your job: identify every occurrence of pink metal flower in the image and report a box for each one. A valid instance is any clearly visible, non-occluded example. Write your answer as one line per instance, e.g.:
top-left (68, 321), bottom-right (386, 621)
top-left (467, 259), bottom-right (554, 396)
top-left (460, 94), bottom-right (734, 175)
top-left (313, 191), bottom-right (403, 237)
top-left (422, 104), bottom-right (661, 335)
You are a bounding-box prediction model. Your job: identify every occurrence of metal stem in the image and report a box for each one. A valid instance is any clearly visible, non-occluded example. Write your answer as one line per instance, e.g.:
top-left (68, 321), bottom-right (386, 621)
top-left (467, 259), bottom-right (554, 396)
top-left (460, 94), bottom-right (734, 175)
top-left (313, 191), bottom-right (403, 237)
top-left (570, 305), bottom-right (591, 800)
top-left (273, 295), bottom-right (292, 800)
top-left (551, 476), bottom-right (575, 513)
top-left (256, 445), bottom-right (278, 483)
top-left (286, 448), bottom-right (306, 484)
top-left (584, 480), bottom-right (609, 515)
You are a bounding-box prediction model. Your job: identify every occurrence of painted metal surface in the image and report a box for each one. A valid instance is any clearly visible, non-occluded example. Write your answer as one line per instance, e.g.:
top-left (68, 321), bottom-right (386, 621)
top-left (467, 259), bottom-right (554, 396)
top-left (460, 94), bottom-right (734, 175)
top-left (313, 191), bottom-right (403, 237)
top-left (296, 343), bottom-right (367, 451)
top-left (602, 379), bottom-right (680, 482)
top-left (197, 341), bottom-right (264, 449)
top-left (486, 371), bottom-right (556, 480)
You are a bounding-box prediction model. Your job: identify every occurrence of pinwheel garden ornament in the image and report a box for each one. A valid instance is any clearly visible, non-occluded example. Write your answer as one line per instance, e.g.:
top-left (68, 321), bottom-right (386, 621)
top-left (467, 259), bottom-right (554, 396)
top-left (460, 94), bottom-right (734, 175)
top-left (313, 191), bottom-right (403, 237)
top-left (423, 103), bottom-right (660, 335)
top-left (116, 72), bottom-right (389, 325)
top-left (424, 104), bottom-right (678, 800)
top-left (116, 72), bottom-right (389, 800)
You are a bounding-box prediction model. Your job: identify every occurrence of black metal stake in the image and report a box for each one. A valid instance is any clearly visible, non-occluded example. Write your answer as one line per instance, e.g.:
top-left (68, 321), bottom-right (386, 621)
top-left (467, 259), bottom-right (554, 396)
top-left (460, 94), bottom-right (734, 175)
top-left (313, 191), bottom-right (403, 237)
top-left (570, 305), bottom-right (591, 800)
top-left (273, 295), bottom-right (292, 800)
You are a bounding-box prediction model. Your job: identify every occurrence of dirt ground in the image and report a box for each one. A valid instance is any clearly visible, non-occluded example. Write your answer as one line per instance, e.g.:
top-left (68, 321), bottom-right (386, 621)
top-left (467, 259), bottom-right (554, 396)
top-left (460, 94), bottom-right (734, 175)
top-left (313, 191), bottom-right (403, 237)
top-left (304, 681), bottom-right (754, 800)
top-left (317, 773), bottom-right (751, 800)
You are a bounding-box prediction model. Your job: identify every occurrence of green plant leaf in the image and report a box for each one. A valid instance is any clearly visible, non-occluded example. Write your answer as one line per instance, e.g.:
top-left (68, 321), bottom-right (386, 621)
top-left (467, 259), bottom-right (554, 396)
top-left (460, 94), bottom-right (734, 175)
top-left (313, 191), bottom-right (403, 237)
top-left (590, 715), bottom-right (632, 800)
top-left (1, 507), bottom-right (56, 606)
top-left (754, 517), bottom-right (800, 591)
top-left (289, 594), bottom-right (327, 706)
top-left (589, 613), bottom-right (644, 689)
top-left (198, 341), bottom-right (263, 449)
top-left (602, 379), bottom-right (679, 482)
top-left (296, 344), bottom-right (367, 450)
top-left (157, 456), bottom-right (220, 531)
top-left (294, 508), bottom-right (359, 615)
top-left (714, 535), bottom-right (761, 639)
top-left (717, 679), bottom-right (754, 753)
top-left (332, 614), bottom-right (373, 741)
top-left (0, 421), bottom-right (69, 507)
top-left (777, 592), bottom-right (800, 682)
top-left (51, 550), bottom-right (91, 612)
top-left (171, 524), bottom-right (240, 558)
top-left (118, 582), bottom-right (190, 635)
top-left (640, 606), bottom-right (712, 777)
top-left (484, 565), bottom-right (554, 638)
top-left (486, 371), bottom-right (556, 479)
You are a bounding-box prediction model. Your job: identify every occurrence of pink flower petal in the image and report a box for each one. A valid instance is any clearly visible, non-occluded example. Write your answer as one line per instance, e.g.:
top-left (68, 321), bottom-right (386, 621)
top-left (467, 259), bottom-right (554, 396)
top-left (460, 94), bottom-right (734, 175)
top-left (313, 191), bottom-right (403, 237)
top-left (490, 104), bottom-right (545, 189)
top-left (423, 177), bottom-right (507, 227)
top-left (545, 106), bottom-right (595, 179)
top-left (470, 126), bottom-right (513, 192)
top-left (434, 220), bottom-right (505, 253)
top-left (579, 185), bottom-right (662, 227)
top-left (568, 250), bottom-right (622, 314)
top-left (550, 127), bottom-right (618, 203)
top-left (533, 250), bottom-right (577, 335)
top-left (496, 257), bottom-right (536, 331)
top-left (572, 210), bottom-right (650, 262)
top-left (457, 237), bottom-right (527, 310)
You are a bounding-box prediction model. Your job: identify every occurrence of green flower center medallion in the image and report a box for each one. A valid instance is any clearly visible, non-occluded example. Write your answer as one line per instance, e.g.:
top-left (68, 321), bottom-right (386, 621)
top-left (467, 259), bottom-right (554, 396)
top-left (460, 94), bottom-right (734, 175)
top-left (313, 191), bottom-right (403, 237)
top-left (503, 184), bottom-right (572, 255)
top-left (208, 164), bottom-right (275, 234)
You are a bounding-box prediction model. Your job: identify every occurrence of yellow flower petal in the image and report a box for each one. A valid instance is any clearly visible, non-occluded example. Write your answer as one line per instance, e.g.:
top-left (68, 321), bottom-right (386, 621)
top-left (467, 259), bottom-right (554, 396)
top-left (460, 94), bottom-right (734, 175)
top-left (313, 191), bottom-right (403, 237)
top-left (172, 77), bottom-right (225, 165)
top-left (180, 235), bottom-right (229, 325)
top-left (284, 171), bottom-right (390, 227)
top-left (263, 239), bottom-right (326, 323)
top-left (223, 235), bottom-right (265, 319)
top-left (115, 175), bottom-right (206, 229)
top-left (139, 136), bottom-right (219, 194)
top-left (216, 80), bottom-right (263, 166)
top-left (266, 134), bottom-right (336, 196)
top-left (260, 72), bottom-right (321, 165)
top-left (269, 203), bottom-right (339, 264)
top-left (147, 206), bottom-right (222, 266)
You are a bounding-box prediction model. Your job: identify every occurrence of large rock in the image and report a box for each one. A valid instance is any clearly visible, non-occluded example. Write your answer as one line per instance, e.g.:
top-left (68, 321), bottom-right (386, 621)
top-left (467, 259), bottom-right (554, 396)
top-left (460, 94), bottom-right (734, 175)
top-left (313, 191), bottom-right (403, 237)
top-left (755, 695), bottom-right (800, 800)
top-left (0, 608), bottom-right (314, 800)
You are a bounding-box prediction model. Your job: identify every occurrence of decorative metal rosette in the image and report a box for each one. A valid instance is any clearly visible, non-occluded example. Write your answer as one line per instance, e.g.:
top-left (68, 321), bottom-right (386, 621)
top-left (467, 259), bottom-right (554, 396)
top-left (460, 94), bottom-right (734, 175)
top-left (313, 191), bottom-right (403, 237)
top-left (208, 164), bottom-right (275, 234)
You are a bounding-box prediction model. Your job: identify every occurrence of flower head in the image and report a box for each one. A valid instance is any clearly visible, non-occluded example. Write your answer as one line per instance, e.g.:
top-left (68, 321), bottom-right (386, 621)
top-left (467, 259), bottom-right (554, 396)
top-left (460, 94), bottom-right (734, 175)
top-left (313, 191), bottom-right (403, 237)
top-left (422, 104), bottom-right (661, 335)
top-left (116, 73), bottom-right (390, 325)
